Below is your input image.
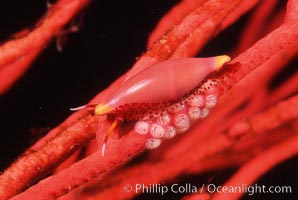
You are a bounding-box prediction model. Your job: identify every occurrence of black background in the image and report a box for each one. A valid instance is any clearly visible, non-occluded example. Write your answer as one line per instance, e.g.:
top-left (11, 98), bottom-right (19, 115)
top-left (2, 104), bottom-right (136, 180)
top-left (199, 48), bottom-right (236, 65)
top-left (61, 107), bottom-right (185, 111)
top-left (0, 1), bottom-right (296, 199)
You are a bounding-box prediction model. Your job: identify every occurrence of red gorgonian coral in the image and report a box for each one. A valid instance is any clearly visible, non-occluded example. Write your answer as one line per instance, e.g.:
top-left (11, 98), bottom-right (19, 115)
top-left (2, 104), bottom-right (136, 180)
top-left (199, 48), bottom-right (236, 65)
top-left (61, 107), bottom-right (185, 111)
top-left (0, 0), bottom-right (297, 199)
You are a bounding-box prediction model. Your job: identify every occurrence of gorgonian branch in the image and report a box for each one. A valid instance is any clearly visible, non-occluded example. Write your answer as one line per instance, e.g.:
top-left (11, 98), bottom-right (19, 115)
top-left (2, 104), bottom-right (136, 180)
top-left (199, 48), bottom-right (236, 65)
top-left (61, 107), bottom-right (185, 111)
top-left (0, 0), bottom-right (90, 95)
top-left (1, 0), bottom-right (297, 199)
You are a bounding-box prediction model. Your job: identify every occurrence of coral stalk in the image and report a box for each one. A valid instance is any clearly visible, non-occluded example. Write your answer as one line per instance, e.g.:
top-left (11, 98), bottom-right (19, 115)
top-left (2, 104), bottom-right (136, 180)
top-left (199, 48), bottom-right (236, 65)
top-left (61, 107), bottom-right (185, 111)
top-left (11, 11), bottom-right (298, 200)
top-left (0, 0), bottom-right (297, 199)
top-left (0, 0), bottom-right (90, 95)
top-left (212, 133), bottom-right (298, 200)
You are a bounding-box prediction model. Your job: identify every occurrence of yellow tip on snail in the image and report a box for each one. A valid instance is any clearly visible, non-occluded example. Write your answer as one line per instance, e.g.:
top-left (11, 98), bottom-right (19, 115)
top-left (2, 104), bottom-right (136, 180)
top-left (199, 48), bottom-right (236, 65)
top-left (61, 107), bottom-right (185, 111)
top-left (214, 55), bottom-right (231, 70)
top-left (94, 103), bottom-right (113, 115)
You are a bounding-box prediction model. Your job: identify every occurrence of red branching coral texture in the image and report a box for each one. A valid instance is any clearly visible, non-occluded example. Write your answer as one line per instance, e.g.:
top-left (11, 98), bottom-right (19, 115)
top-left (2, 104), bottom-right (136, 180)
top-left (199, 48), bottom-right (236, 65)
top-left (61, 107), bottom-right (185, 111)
top-left (0, 0), bottom-right (297, 199)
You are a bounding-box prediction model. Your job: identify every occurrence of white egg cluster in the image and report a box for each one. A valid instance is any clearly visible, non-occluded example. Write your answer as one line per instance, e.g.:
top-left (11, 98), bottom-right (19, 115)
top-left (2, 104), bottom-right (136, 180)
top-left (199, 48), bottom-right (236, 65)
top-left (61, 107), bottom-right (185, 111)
top-left (134, 94), bottom-right (218, 149)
